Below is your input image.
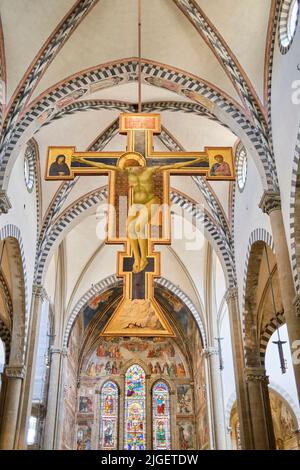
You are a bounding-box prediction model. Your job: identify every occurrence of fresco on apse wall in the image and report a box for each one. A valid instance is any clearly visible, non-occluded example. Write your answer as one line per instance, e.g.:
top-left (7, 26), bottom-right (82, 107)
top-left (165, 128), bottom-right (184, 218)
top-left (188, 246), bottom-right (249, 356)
top-left (176, 385), bottom-right (193, 415)
top-left (76, 422), bottom-right (92, 451)
top-left (125, 365), bottom-right (146, 450)
top-left (177, 420), bottom-right (194, 450)
top-left (82, 287), bottom-right (123, 331)
top-left (62, 320), bottom-right (83, 450)
top-left (84, 337), bottom-right (189, 379)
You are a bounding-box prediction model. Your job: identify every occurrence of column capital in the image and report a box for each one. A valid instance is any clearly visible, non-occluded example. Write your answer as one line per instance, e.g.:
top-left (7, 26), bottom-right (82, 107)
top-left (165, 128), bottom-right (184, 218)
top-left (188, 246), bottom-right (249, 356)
top-left (32, 284), bottom-right (47, 300)
top-left (225, 287), bottom-right (238, 303)
top-left (259, 190), bottom-right (281, 215)
top-left (203, 346), bottom-right (219, 358)
top-left (50, 346), bottom-right (68, 357)
top-left (5, 364), bottom-right (26, 379)
top-left (244, 367), bottom-right (269, 384)
top-left (293, 294), bottom-right (300, 318)
top-left (0, 190), bottom-right (12, 214)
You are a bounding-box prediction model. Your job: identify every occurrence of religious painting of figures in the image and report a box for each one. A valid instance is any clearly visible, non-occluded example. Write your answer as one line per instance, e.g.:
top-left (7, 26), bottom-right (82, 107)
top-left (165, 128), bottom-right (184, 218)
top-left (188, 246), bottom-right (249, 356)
top-left (177, 420), bottom-right (194, 450)
top-left (124, 365), bottom-right (146, 450)
top-left (269, 391), bottom-right (298, 449)
top-left (100, 382), bottom-right (118, 450)
top-left (76, 423), bottom-right (92, 450)
top-left (83, 337), bottom-right (189, 379)
top-left (177, 385), bottom-right (193, 415)
top-left (79, 396), bottom-right (93, 413)
top-left (152, 382), bottom-right (171, 450)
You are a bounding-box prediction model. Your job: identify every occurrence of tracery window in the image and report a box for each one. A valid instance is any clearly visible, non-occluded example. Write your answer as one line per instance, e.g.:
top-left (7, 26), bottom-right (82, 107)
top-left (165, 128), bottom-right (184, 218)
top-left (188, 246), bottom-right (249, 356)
top-left (100, 381), bottom-right (118, 450)
top-left (124, 364), bottom-right (146, 450)
top-left (152, 381), bottom-right (171, 450)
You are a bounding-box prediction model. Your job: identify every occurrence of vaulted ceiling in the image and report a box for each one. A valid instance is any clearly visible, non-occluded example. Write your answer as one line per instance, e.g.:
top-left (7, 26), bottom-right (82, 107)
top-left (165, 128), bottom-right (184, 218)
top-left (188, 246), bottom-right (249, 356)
top-left (0, 0), bottom-right (275, 320)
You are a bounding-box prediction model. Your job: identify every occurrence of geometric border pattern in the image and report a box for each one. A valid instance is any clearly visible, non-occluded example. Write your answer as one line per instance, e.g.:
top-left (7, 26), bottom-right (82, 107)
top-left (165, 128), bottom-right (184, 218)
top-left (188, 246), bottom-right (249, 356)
top-left (173, 0), bottom-right (277, 189)
top-left (62, 275), bottom-right (206, 349)
top-left (289, 127), bottom-right (300, 293)
top-left (235, 142), bottom-right (248, 193)
top-left (269, 380), bottom-right (300, 427)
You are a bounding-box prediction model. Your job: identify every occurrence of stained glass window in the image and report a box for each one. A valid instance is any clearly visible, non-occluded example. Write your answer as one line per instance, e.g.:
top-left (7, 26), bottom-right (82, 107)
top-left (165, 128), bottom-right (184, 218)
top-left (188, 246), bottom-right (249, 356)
top-left (124, 364), bottom-right (146, 450)
top-left (152, 382), bottom-right (171, 450)
top-left (100, 381), bottom-right (118, 450)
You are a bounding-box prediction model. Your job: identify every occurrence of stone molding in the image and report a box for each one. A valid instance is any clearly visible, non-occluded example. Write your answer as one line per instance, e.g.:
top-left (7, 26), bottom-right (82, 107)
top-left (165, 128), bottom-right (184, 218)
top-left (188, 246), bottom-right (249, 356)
top-left (244, 367), bottom-right (269, 384)
top-left (293, 294), bottom-right (300, 318)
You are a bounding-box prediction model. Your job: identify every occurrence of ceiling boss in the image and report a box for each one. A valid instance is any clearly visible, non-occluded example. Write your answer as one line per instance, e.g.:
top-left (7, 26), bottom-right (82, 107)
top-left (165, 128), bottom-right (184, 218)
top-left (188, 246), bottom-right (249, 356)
top-left (44, 0), bottom-right (235, 338)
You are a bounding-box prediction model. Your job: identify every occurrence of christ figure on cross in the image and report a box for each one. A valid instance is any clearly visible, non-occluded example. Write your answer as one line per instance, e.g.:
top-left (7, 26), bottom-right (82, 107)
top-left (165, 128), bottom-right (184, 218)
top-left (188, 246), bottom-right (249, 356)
top-left (72, 151), bottom-right (205, 273)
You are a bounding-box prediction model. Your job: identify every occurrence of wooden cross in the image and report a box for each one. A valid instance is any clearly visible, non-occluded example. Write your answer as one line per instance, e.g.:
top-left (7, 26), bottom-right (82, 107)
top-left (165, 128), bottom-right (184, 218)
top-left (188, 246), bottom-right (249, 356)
top-left (46, 113), bottom-right (234, 336)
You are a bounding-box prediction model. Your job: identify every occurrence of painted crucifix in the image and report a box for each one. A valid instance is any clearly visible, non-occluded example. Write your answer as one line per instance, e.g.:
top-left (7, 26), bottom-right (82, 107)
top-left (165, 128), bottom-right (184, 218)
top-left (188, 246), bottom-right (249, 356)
top-left (45, 113), bottom-right (234, 337)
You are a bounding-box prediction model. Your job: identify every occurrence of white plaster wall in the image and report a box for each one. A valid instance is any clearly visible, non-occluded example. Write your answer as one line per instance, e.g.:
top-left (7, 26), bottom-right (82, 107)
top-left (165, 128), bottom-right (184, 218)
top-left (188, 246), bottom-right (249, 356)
top-left (271, 19), bottom-right (300, 254)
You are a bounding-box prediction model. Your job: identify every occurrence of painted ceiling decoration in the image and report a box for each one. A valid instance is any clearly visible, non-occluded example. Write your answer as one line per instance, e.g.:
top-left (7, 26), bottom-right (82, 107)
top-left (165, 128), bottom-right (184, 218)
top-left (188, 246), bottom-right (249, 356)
top-left (0, 58), bottom-right (272, 191)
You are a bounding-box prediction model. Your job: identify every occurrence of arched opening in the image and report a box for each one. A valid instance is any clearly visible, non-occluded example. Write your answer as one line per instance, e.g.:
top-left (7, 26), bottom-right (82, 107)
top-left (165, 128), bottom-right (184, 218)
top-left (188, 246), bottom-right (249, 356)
top-left (99, 381), bottom-right (119, 450)
top-left (0, 235), bottom-right (26, 449)
top-left (124, 364), bottom-right (146, 450)
top-left (61, 284), bottom-right (207, 450)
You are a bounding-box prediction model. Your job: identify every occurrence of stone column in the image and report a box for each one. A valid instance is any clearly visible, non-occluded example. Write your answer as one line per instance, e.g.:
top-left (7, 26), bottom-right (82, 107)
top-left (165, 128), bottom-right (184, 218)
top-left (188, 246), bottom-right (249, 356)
top-left (43, 347), bottom-right (67, 449)
top-left (0, 365), bottom-right (26, 449)
top-left (260, 191), bottom-right (300, 404)
top-left (203, 347), bottom-right (227, 449)
top-left (244, 367), bottom-right (276, 449)
top-left (225, 287), bottom-right (253, 449)
top-left (16, 285), bottom-right (45, 449)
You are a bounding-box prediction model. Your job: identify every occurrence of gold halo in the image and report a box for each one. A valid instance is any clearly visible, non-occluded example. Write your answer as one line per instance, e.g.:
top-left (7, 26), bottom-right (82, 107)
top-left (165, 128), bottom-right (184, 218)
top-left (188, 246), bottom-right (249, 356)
top-left (117, 152), bottom-right (146, 169)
